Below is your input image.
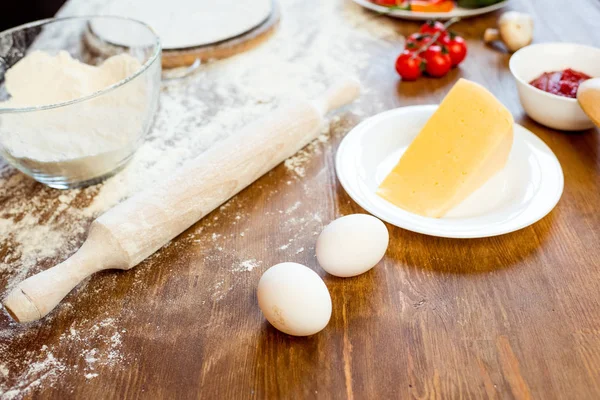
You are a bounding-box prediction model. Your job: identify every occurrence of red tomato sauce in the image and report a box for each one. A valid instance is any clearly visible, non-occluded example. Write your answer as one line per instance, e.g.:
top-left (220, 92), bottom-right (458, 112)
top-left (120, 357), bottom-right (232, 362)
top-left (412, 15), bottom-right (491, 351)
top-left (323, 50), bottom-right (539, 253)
top-left (529, 68), bottom-right (592, 99)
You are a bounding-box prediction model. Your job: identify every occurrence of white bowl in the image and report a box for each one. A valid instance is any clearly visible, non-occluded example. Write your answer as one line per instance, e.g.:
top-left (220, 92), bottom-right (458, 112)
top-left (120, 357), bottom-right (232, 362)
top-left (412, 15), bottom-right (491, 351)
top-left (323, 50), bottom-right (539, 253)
top-left (509, 42), bottom-right (600, 131)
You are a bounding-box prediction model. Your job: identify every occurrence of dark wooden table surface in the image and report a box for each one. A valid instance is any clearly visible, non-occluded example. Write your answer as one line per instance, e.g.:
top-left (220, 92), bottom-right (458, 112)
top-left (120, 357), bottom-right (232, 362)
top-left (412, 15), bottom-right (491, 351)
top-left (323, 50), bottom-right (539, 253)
top-left (1, 0), bottom-right (600, 399)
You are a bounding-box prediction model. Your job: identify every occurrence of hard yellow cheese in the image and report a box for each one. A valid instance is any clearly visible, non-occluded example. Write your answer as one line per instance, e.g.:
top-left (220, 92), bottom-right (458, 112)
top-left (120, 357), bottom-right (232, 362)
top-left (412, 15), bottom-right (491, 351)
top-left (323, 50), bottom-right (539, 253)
top-left (377, 79), bottom-right (514, 218)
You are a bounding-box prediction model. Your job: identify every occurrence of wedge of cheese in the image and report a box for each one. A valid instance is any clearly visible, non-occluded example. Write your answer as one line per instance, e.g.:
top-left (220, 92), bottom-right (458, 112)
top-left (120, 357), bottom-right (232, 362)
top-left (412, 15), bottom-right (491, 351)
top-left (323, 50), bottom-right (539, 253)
top-left (377, 79), bottom-right (514, 218)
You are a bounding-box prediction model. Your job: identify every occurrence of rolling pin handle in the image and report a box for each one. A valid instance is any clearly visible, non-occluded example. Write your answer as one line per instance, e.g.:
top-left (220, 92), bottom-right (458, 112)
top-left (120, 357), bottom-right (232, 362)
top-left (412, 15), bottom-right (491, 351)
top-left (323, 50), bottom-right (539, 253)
top-left (3, 288), bottom-right (40, 323)
top-left (3, 249), bottom-right (100, 323)
top-left (3, 224), bottom-right (126, 323)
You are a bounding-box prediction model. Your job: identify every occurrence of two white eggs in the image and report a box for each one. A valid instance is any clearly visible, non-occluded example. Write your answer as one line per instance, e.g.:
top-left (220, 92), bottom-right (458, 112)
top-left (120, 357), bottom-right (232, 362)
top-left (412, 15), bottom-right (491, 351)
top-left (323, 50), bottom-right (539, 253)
top-left (257, 214), bottom-right (389, 336)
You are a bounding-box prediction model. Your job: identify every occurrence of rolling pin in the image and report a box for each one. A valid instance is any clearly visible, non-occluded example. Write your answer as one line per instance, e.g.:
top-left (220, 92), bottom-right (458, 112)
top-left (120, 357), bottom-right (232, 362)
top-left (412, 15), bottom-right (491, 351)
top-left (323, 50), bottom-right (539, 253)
top-left (3, 78), bottom-right (361, 323)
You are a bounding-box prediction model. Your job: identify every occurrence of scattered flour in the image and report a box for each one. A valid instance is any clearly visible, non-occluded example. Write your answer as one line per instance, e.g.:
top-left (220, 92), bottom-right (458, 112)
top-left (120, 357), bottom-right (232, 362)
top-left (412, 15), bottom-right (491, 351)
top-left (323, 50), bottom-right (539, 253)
top-left (1, 0), bottom-right (399, 296)
top-left (0, 351), bottom-right (66, 400)
top-left (0, 213), bottom-right (85, 294)
top-left (284, 158), bottom-right (307, 178)
top-left (78, 0), bottom-right (400, 215)
top-left (210, 280), bottom-right (232, 301)
top-left (234, 259), bottom-right (261, 273)
top-left (283, 120), bottom-right (336, 178)
top-left (0, 316), bottom-right (128, 397)
top-left (0, 0), bottom-right (402, 396)
top-left (286, 201), bottom-right (302, 214)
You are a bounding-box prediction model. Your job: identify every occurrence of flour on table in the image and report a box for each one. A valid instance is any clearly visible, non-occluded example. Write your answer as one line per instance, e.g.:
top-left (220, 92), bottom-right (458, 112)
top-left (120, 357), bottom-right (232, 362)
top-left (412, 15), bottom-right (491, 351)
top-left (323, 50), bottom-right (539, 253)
top-left (1, 0), bottom-right (402, 396)
top-left (286, 201), bottom-right (302, 214)
top-left (0, 351), bottom-right (65, 400)
top-left (0, 316), bottom-right (127, 397)
top-left (284, 122), bottom-right (335, 178)
top-left (0, 213), bottom-right (85, 293)
top-left (233, 259), bottom-right (261, 273)
top-left (82, 0), bottom-right (400, 215)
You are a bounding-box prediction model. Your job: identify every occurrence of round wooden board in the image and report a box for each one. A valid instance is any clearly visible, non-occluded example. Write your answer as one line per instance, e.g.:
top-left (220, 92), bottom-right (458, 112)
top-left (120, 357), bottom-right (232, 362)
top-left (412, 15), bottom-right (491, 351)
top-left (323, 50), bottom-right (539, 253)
top-left (161, 1), bottom-right (280, 69)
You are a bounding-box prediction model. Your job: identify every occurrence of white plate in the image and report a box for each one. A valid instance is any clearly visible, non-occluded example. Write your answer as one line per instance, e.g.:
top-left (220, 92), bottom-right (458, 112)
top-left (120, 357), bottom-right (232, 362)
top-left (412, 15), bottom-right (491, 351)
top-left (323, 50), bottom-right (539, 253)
top-left (335, 106), bottom-right (564, 238)
top-left (351, 0), bottom-right (508, 20)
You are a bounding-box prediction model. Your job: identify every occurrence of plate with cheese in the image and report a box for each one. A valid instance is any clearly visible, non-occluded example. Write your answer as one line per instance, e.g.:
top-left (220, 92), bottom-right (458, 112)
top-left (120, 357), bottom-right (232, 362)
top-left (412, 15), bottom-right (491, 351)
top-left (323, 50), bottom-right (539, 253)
top-left (336, 79), bottom-right (563, 238)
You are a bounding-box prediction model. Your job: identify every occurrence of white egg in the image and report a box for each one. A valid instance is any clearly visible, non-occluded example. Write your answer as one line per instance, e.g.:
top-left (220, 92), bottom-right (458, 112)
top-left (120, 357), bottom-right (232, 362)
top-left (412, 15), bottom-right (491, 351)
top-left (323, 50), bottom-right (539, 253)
top-left (316, 214), bottom-right (389, 277)
top-left (257, 262), bottom-right (332, 336)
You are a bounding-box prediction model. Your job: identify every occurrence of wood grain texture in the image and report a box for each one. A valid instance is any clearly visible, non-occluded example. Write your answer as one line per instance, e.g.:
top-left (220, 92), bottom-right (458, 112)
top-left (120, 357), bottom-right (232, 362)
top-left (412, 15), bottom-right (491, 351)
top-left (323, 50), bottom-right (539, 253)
top-left (4, 79), bottom-right (359, 322)
top-left (1, 0), bottom-right (600, 399)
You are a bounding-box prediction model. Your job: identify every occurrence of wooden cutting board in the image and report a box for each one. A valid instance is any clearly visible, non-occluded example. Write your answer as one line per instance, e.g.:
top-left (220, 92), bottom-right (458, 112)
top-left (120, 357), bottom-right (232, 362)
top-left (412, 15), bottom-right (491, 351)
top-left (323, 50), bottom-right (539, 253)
top-left (161, 2), bottom-right (280, 68)
top-left (88, 0), bottom-right (280, 68)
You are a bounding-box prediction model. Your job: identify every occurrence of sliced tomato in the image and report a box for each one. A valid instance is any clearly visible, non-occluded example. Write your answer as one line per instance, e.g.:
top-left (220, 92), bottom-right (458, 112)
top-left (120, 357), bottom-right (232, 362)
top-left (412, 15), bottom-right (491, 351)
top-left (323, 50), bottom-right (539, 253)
top-left (410, 0), bottom-right (455, 12)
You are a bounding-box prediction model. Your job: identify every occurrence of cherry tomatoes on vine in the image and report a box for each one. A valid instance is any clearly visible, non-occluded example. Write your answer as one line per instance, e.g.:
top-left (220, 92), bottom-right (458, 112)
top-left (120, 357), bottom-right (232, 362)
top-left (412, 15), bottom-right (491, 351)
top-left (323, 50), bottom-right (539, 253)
top-left (446, 35), bottom-right (467, 66)
top-left (395, 50), bottom-right (425, 81)
top-left (405, 33), bottom-right (433, 52)
top-left (419, 20), bottom-right (447, 39)
top-left (422, 45), bottom-right (452, 77)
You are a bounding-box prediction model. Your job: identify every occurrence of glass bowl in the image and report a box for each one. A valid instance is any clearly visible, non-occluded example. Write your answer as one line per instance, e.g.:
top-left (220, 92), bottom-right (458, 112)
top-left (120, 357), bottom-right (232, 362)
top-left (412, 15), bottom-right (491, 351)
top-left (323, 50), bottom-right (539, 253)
top-left (0, 16), bottom-right (161, 189)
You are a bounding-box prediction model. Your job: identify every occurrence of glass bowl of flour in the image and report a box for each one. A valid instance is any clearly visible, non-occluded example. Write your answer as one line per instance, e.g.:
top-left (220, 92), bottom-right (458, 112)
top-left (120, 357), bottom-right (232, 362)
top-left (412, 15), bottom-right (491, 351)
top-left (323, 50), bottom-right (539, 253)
top-left (0, 16), bottom-right (161, 189)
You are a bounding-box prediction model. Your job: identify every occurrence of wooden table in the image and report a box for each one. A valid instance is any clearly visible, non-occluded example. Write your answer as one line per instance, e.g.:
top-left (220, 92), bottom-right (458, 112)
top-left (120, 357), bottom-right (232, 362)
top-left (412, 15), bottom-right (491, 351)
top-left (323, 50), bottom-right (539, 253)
top-left (1, 0), bottom-right (600, 398)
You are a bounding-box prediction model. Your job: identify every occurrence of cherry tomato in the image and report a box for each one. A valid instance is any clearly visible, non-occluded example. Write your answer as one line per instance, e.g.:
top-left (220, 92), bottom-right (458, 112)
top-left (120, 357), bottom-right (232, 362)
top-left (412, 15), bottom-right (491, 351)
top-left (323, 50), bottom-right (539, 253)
top-left (410, 0), bottom-right (454, 13)
top-left (419, 20), bottom-right (447, 38)
top-left (422, 45), bottom-right (451, 78)
top-left (446, 35), bottom-right (467, 66)
top-left (405, 33), bottom-right (433, 52)
top-left (435, 34), bottom-right (451, 46)
top-left (395, 50), bottom-right (424, 81)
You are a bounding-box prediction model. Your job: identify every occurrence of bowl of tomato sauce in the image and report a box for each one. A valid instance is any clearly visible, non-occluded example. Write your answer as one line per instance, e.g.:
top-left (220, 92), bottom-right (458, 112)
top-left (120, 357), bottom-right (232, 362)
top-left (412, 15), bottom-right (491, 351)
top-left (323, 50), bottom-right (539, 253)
top-left (509, 42), bottom-right (600, 131)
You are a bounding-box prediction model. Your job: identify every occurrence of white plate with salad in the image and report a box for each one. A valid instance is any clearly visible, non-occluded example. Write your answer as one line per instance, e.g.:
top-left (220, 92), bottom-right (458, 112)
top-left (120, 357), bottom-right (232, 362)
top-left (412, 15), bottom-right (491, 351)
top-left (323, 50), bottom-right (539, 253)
top-left (352, 0), bottom-right (509, 20)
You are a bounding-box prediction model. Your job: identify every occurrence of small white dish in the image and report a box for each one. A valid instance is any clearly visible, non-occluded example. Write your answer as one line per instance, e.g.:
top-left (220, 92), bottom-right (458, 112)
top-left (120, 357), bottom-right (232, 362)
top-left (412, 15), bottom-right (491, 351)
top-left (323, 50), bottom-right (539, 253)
top-left (351, 0), bottom-right (508, 20)
top-left (335, 106), bottom-right (564, 239)
top-left (509, 42), bottom-right (600, 131)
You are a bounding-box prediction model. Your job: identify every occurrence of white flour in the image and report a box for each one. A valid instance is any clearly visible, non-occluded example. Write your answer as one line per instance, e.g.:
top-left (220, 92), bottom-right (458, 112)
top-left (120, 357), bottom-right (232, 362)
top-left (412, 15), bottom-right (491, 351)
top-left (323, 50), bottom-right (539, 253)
top-left (0, 0), bottom-right (402, 396)
top-left (0, 316), bottom-right (127, 398)
top-left (3, 51), bottom-right (141, 108)
top-left (234, 259), bottom-right (261, 273)
top-left (0, 50), bottom-right (148, 184)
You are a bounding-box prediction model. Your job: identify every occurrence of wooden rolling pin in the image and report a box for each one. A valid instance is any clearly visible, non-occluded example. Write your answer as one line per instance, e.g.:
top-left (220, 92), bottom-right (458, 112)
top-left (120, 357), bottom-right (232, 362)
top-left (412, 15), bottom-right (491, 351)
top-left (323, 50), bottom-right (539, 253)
top-left (3, 78), bottom-right (361, 323)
